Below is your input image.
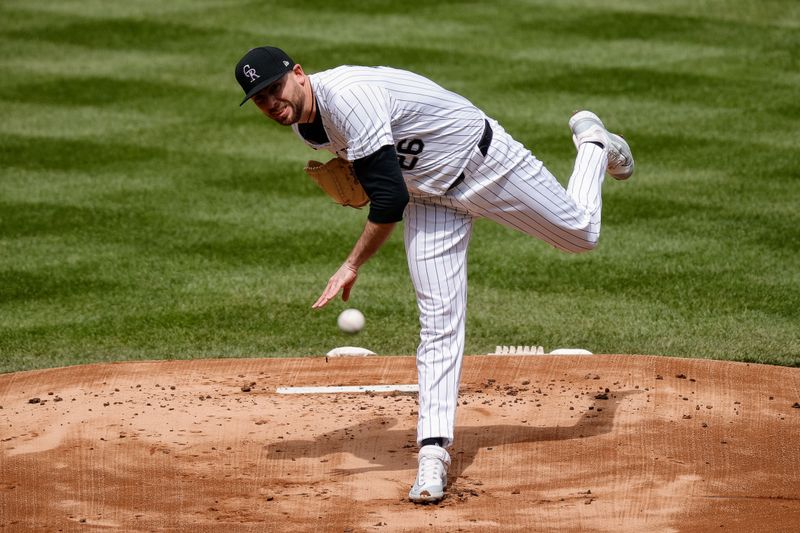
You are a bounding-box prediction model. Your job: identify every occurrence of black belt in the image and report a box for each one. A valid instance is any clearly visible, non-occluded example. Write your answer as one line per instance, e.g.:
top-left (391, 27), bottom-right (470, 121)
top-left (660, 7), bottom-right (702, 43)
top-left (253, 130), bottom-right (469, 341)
top-left (448, 119), bottom-right (493, 191)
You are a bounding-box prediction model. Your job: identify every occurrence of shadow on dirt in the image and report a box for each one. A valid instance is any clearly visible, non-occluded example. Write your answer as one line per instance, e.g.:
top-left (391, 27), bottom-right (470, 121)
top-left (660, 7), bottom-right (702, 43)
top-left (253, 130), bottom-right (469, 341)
top-left (266, 390), bottom-right (641, 484)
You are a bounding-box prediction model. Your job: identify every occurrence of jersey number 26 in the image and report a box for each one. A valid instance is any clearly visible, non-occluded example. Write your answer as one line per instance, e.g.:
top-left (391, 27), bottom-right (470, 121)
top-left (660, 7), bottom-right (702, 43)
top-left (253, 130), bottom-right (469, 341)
top-left (396, 138), bottom-right (424, 171)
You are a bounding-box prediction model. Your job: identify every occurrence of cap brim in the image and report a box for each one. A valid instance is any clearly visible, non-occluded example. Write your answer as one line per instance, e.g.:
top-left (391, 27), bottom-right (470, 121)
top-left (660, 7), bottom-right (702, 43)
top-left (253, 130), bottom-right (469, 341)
top-left (239, 72), bottom-right (287, 107)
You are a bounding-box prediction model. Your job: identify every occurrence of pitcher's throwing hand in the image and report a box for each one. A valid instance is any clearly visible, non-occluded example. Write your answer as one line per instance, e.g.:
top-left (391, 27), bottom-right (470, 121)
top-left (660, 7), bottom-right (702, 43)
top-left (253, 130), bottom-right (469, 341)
top-left (312, 263), bottom-right (357, 309)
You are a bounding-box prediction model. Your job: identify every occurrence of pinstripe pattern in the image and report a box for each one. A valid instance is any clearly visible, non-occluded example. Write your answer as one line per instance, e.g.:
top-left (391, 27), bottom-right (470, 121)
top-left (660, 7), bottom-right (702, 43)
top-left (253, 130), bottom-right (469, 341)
top-left (406, 121), bottom-right (607, 446)
top-left (404, 201), bottom-right (472, 445)
top-left (291, 66), bottom-right (485, 195)
top-left (292, 66), bottom-right (610, 448)
top-left (420, 119), bottom-right (607, 253)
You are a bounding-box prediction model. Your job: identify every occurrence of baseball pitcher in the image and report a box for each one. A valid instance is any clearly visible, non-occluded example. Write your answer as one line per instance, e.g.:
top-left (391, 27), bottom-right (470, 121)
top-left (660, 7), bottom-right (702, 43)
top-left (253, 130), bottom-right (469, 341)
top-left (235, 46), bottom-right (634, 503)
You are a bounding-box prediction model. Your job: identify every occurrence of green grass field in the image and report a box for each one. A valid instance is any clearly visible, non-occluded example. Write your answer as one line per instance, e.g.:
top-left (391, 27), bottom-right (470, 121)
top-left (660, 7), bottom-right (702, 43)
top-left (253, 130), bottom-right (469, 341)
top-left (1, 0), bottom-right (799, 373)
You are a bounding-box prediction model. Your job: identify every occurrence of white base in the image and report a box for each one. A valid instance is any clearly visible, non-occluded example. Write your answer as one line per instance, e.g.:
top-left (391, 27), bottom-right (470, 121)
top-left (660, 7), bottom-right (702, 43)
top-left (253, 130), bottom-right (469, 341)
top-left (549, 348), bottom-right (593, 355)
top-left (326, 346), bottom-right (376, 357)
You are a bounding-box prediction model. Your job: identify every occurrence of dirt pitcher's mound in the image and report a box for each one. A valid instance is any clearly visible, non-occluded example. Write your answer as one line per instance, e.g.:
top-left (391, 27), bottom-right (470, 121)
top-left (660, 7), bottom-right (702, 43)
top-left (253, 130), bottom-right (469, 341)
top-left (1, 354), bottom-right (799, 532)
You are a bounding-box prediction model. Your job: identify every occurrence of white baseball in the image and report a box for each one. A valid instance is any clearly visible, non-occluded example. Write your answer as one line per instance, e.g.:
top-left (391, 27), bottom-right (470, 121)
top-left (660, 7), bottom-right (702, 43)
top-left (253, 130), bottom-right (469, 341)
top-left (337, 308), bottom-right (365, 333)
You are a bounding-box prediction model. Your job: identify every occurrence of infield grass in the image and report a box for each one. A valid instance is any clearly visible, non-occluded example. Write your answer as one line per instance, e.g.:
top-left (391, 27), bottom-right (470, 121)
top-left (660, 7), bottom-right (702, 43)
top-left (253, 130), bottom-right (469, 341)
top-left (1, 0), bottom-right (799, 372)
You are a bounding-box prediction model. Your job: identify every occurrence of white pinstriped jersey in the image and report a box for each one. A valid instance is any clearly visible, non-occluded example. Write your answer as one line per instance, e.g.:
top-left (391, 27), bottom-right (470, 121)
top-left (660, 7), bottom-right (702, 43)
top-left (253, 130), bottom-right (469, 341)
top-left (236, 46), bottom-right (626, 463)
top-left (291, 66), bottom-right (486, 195)
top-left (284, 64), bottom-right (616, 451)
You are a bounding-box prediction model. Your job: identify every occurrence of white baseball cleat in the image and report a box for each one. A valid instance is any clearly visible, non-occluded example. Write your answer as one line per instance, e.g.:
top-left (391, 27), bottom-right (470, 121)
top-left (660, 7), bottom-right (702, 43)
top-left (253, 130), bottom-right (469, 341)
top-left (569, 110), bottom-right (634, 180)
top-left (605, 131), bottom-right (634, 180)
top-left (408, 444), bottom-right (450, 503)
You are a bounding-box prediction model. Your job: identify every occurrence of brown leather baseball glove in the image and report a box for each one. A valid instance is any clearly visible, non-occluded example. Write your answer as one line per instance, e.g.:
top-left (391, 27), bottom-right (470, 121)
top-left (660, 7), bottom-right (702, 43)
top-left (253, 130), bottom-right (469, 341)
top-left (303, 158), bottom-right (370, 208)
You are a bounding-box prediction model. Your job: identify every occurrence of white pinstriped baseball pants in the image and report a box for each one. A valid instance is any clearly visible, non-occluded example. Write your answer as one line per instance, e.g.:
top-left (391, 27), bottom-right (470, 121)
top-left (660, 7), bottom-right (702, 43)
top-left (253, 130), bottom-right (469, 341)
top-left (404, 118), bottom-right (608, 446)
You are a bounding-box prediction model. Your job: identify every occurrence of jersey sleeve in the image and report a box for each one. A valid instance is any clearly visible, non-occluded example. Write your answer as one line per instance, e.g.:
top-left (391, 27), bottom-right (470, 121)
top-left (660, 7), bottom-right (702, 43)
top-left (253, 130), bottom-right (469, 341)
top-left (353, 144), bottom-right (409, 224)
top-left (327, 85), bottom-right (394, 161)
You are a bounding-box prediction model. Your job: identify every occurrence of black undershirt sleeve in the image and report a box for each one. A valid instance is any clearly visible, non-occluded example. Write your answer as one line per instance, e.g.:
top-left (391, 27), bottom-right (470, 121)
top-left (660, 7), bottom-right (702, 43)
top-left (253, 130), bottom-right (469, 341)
top-left (352, 145), bottom-right (409, 224)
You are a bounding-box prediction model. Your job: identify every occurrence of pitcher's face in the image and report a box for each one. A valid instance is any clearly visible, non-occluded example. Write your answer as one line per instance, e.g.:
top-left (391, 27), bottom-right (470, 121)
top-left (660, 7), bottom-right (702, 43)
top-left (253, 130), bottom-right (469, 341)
top-left (252, 65), bottom-right (309, 125)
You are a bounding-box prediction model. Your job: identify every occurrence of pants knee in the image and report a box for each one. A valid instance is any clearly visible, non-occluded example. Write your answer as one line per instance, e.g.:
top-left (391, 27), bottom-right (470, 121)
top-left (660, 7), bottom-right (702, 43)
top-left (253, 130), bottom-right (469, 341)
top-left (555, 231), bottom-right (599, 253)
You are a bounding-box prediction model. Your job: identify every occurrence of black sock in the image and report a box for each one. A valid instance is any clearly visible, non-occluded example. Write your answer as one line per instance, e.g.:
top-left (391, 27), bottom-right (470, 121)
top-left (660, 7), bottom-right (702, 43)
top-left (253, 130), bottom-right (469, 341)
top-left (421, 437), bottom-right (445, 447)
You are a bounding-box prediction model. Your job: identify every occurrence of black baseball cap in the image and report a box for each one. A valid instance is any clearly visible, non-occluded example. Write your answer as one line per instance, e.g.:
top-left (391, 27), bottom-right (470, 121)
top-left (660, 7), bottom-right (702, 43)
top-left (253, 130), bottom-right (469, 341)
top-left (235, 46), bottom-right (296, 106)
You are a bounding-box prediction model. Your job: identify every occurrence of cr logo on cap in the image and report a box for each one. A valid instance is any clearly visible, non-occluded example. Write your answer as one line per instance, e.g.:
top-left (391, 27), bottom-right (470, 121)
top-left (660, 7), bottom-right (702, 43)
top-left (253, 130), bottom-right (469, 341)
top-left (242, 64), bottom-right (260, 83)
